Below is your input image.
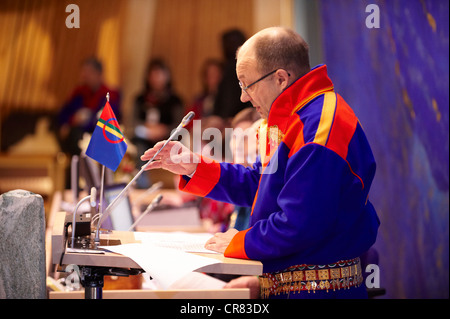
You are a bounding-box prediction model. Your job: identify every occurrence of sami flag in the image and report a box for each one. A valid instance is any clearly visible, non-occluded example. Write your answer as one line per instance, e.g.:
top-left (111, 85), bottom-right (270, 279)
top-left (86, 101), bottom-right (127, 171)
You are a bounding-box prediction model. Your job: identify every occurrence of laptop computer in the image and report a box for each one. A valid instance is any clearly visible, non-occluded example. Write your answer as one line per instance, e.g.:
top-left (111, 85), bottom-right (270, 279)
top-left (103, 183), bottom-right (135, 231)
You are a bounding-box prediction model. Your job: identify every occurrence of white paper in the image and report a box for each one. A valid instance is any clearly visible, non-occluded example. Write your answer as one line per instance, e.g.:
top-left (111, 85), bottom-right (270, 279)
top-left (133, 231), bottom-right (219, 254)
top-left (101, 242), bottom-right (221, 290)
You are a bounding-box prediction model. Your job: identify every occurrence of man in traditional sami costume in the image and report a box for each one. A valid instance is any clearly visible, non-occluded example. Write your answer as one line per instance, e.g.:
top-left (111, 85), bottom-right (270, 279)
top-left (141, 27), bottom-right (380, 299)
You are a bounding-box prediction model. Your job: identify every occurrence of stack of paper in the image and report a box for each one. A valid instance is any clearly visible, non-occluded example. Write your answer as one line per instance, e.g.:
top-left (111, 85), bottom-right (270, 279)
top-left (101, 231), bottom-right (223, 290)
top-left (134, 231), bottom-right (220, 254)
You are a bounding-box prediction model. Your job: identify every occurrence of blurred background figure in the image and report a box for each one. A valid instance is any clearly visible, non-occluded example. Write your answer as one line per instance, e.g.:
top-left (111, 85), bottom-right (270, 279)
top-left (191, 108), bottom-right (262, 233)
top-left (213, 29), bottom-right (251, 122)
top-left (229, 108), bottom-right (261, 167)
top-left (227, 108), bottom-right (261, 231)
top-left (187, 58), bottom-right (223, 125)
top-left (205, 29), bottom-right (251, 162)
top-left (132, 58), bottom-right (184, 188)
top-left (192, 115), bottom-right (233, 233)
top-left (57, 57), bottom-right (121, 156)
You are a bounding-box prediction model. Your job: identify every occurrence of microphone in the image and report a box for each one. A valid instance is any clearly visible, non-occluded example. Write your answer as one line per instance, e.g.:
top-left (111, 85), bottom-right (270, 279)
top-left (71, 187), bottom-right (97, 248)
top-left (90, 187), bottom-right (97, 207)
top-left (139, 111), bottom-right (195, 173)
top-left (180, 111), bottom-right (195, 128)
top-left (94, 112), bottom-right (195, 242)
top-left (127, 194), bottom-right (163, 231)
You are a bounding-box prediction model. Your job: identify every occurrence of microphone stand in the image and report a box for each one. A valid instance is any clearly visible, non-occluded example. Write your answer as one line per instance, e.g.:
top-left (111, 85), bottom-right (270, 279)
top-left (71, 187), bottom-right (97, 248)
top-left (94, 111), bottom-right (195, 244)
top-left (134, 181), bottom-right (163, 205)
top-left (128, 194), bottom-right (163, 231)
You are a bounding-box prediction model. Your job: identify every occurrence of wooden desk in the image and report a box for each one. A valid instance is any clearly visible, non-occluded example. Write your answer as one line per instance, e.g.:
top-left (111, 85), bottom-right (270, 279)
top-left (52, 211), bottom-right (262, 276)
top-left (50, 288), bottom-right (250, 299)
top-left (49, 184), bottom-right (263, 299)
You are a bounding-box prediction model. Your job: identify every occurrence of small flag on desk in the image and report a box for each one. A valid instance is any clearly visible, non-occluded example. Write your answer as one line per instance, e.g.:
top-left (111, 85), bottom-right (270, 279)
top-left (86, 101), bottom-right (127, 171)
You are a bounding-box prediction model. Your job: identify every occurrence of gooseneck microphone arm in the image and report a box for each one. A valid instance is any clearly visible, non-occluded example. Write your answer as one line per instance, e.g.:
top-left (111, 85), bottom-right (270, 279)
top-left (94, 111), bottom-right (195, 242)
top-left (127, 194), bottom-right (163, 231)
top-left (71, 187), bottom-right (97, 248)
top-left (134, 181), bottom-right (163, 205)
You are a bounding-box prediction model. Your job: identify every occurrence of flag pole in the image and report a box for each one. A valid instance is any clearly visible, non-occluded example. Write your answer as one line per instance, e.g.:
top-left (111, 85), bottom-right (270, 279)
top-left (94, 92), bottom-right (109, 244)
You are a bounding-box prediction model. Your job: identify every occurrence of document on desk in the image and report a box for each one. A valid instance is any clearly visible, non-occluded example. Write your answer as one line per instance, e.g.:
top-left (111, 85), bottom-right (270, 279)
top-left (101, 231), bottom-right (221, 289)
top-left (102, 243), bottom-right (221, 289)
top-left (133, 231), bottom-right (219, 254)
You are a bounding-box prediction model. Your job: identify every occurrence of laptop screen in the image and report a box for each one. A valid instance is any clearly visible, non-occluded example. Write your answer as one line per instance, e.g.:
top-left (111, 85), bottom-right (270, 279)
top-left (103, 183), bottom-right (135, 231)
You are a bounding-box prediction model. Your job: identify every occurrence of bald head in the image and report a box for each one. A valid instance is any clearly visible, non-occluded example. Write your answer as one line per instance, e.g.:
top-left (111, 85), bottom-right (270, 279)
top-left (236, 27), bottom-right (311, 119)
top-left (237, 27), bottom-right (310, 79)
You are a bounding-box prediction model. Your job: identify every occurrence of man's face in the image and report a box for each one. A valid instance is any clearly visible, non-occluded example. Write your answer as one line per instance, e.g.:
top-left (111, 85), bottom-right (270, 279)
top-left (148, 67), bottom-right (170, 92)
top-left (236, 47), bottom-right (282, 120)
top-left (80, 64), bottom-right (102, 90)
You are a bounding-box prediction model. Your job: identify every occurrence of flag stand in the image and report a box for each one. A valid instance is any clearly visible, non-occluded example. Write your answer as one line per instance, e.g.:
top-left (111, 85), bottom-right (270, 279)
top-left (73, 91), bottom-right (138, 299)
top-left (97, 166), bottom-right (105, 227)
top-left (94, 93), bottom-right (109, 244)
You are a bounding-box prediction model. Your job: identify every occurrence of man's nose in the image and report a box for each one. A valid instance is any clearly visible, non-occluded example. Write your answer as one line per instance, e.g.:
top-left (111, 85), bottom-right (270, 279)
top-left (240, 89), bottom-right (251, 103)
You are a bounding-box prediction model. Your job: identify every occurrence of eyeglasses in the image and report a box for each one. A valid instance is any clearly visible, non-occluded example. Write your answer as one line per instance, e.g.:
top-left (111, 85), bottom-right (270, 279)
top-left (239, 69), bottom-right (290, 94)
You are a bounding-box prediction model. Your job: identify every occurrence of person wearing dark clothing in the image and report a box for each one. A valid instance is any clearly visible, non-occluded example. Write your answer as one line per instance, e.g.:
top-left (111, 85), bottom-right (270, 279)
top-left (57, 57), bottom-right (120, 156)
top-left (133, 58), bottom-right (184, 188)
top-left (213, 29), bottom-right (252, 120)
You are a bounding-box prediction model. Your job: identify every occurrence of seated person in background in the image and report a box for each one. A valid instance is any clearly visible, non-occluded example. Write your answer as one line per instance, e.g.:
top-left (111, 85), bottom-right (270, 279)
top-left (57, 57), bottom-right (120, 156)
top-left (213, 29), bottom-right (251, 121)
top-left (185, 58), bottom-right (223, 131)
top-left (227, 108), bottom-right (261, 231)
top-left (133, 59), bottom-right (184, 145)
top-left (199, 196), bottom-right (235, 234)
top-left (196, 116), bottom-right (235, 233)
top-left (133, 58), bottom-right (184, 188)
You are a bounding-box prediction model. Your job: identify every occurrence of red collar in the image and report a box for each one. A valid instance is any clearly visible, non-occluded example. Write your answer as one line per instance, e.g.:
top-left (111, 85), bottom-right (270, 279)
top-left (267, 64), bottom-right (334, 133)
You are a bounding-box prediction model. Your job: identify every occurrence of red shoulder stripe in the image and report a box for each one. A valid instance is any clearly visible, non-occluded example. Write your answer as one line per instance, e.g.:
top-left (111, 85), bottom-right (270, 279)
top-left (325, 94), bottom-right (358, 160)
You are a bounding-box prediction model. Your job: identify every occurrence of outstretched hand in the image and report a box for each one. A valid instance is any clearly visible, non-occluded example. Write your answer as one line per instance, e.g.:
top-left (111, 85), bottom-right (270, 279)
top-left (140, 141), bottom-right (199, 176)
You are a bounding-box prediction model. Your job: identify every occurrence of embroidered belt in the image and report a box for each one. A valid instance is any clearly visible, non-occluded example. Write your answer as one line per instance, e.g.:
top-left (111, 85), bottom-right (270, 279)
top-left (259, 258), bottom-right (363, 298)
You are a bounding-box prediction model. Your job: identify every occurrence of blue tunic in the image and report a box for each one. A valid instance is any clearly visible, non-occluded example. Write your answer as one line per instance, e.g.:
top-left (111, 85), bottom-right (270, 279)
top-left (180, 65), bottom-right (380, 297)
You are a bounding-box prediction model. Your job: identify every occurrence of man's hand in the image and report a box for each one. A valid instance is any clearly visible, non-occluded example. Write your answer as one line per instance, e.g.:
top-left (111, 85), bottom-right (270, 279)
top-left (224, 276), bottom-right (260, 299)
top-left (140, 140), bottom-right (199, 176)
top-left (204, 228), bottom-right (239, 253)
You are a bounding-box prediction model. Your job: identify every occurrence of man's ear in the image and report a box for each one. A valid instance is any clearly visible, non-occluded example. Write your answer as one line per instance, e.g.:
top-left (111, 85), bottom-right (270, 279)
top-left (276, 69), bottom-right (290, 90)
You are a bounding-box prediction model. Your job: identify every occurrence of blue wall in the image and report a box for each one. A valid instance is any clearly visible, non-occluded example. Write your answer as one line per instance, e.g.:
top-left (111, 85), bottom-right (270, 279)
top-left (319, 0), bottom-right (449, 298)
